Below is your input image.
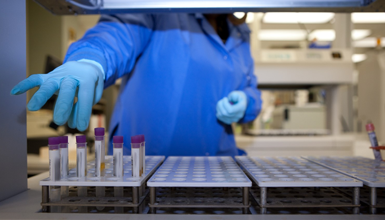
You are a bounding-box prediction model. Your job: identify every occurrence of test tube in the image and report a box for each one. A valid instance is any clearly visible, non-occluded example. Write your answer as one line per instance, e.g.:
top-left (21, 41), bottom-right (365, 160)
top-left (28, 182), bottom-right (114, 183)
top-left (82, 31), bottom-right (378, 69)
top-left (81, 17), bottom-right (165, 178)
top-left (95, 128), bottom-right (106, 211)
top-left (131, 135), bottom-right (141, 178)
top-left (113, 136), bottom-right (124, 178)
top-left (139, 134), bottom-right (146, 176)
top-left (59, 136), bottom-right (69, 178)
top-left (59, 136), bottom-right (69, 207)
top-left (94, 127), bottom-right (105, 177)
top-left (138, 135), bottom-right (143, 176)
top-left (76, 135), bottom-right (88, 204)
top-left (76, 135), bottom-right (87, 178)
top-left (366, 122), bottom-right (383, 162)
top-left (113, 136), bottom-right (124, 213)
top-left (48, 137), bottom-right (60, 181)
top-left (48, 137), bottom-right (61, 213)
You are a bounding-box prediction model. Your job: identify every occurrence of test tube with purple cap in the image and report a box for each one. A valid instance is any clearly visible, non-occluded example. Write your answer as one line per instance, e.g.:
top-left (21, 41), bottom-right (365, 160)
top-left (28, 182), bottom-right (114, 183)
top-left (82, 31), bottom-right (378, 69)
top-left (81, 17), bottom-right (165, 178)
top-left (131, 135), bottom-right (141, 178)
top-left (76, 135), bottom-right (88, 205)
top-left (113, 136), bottom-right (124, 213)
top-left (48, 137), bottom-right (61, 212)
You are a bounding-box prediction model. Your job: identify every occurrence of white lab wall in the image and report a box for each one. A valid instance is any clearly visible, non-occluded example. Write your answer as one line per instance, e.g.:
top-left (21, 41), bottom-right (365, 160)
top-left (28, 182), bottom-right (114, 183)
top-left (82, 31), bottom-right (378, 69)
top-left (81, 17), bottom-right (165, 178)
top-left (357, 51), bottom-right (385, 144)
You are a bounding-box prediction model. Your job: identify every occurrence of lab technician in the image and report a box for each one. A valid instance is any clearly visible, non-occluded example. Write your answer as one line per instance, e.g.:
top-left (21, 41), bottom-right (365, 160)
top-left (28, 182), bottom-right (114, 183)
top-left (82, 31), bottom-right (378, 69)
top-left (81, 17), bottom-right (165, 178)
top-left (11, 14), bottom-right (262, 156)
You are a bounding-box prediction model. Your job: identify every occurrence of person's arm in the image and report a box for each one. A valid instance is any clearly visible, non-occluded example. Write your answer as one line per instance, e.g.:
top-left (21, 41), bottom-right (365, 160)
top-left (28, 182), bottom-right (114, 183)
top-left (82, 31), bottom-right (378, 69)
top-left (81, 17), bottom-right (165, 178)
top-left (216, 62), bottom-right (262, 125)
top-left (239, 62), bottom-right (262, 123)
top-left (65, 14), bottom-right (155, 87)
top-left (11, 14), bottom-right (155, 131)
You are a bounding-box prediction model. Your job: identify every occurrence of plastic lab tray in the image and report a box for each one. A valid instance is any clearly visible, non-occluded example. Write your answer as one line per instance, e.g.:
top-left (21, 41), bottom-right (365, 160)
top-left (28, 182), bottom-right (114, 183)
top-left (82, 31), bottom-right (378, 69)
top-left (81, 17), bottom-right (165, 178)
top-left (147, 156), bottom-right (252, 187)
top-left (236, 156), bottom-right (363, 187)
top-left (303, 156), bottom-right (385, 187)
top-left (40, 156), bottom-right (165, 187)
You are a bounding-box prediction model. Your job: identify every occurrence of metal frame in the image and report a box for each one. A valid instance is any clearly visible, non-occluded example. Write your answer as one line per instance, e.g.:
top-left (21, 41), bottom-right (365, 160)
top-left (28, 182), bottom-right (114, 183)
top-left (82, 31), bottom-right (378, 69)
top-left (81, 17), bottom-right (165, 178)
top-left (33, 0), bottom-right (384, 15)
top-left (249, 182), bottom-right (361, 214)
top-left (148, 186), bottom-right (250, 214)
top-left (41, 184), bottom-right (147, 213)
top-left (337, 185), bottom-right (385, 214)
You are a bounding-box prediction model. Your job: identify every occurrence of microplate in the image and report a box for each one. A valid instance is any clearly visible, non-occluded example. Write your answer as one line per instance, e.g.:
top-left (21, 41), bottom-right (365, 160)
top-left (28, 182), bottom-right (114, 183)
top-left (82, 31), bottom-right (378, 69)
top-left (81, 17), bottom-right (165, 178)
top-left (40, 156), bottom-right (165, 187)
top-left (303, 156), bottom-right (385, 187)
top-left (147, 156), bottom-right (252, 187)
top-left (236, 156), bottom-right (363, 187)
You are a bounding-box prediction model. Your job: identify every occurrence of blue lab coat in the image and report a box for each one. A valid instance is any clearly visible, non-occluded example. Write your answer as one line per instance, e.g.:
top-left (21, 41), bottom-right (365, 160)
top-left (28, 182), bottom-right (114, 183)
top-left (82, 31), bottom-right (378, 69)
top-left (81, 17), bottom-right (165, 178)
top-left (65, 14), bottom-right (262, 156)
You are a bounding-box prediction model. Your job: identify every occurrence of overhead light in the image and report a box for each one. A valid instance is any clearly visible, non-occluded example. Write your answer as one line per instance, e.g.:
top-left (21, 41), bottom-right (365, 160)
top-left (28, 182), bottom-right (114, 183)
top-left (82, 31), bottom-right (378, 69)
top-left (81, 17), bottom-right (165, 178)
top-left (263, 12), bottom-right (334, 24)
top-left (308, 29), bottom-right (371, 41)
top-left (234, 12), bottom-right (245, 19)
top-left (352, 54), bottom-right (367, 63)
top-left (354, 37), bottom-right (385, 48)
top-left (233, 12), bottom-right (254, 23)
top-left (259, 30), bottom-right (307, 41)
top-left (352, 13), bottom-right (385, 23)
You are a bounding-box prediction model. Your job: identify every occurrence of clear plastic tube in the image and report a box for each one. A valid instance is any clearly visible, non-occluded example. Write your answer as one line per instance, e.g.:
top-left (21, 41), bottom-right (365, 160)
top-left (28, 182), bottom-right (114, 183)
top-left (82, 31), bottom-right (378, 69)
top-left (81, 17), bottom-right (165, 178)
top-left (49, 137), bottom-right (60, 181)
top-left (60, 136), bottom-right (69, 179)
top-left (140, 135), bottom-right (146, 176)
top-left (48, 137), bottom-right (61, 213)
top-left (113, 136), bottom-right (124, 178)
top-left (95, 128), bottom-right (106, 210)
top-left (94, 128), bottom-right (105, 177)
top-left (49, 186), bottom-right (61, 213)
top-left (131, 136), bottom-right (141, 178)
top-left (366, 122), bottom-right (383, 162)
top-left (76, 136), bottom-right (87, 178)
top-left (76, 135), bottom-right (88, 213)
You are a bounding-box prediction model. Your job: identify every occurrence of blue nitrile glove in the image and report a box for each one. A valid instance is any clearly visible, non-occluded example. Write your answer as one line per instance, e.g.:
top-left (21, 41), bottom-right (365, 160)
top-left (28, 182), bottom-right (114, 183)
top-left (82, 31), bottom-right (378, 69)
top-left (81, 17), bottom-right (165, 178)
top-left (216, 91), bottom-right (248, 125)
top-left (10, 59), bottom-right (105, 131)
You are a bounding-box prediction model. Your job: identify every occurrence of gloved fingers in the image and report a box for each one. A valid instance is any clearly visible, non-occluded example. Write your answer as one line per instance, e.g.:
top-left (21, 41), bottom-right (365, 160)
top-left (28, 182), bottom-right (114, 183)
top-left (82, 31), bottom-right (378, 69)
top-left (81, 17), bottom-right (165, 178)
top-left (76, 82), bottom-right (95, 131)
top-left (53, 77), bottom-right (78, 125)
top-left (27, 78), bottom-right (59, 111)
top-left (220, 97), bottom-right (239, 115)
top-left (228, 91), bottom-right (247, 105)
top-left (216, 98), bottom-right (229, 117)
top-left (93, 75), bottom-right (104, 105)
top-left (68, 102), bottom-right (78, 129)
top-left (228, 91), bottom-right (241, 104)
top-left (11, 74), bottom-right (44, 95)
top-left (228, 101), bottom-right (247, 114)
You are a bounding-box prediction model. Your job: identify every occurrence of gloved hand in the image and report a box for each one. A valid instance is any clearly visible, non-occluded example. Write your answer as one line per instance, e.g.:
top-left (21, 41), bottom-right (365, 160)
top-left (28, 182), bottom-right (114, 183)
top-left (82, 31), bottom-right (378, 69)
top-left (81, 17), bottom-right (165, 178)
top-left (10, 60), bottom-right (105, 131)
top-left (216, 91), bottom-right (247, 125)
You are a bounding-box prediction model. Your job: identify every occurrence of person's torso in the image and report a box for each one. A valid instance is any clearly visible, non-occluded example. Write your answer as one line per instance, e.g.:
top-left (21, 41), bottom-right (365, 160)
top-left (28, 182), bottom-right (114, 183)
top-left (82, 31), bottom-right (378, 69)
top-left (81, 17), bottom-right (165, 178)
top-left (109, 14), bottom-right (253, 157)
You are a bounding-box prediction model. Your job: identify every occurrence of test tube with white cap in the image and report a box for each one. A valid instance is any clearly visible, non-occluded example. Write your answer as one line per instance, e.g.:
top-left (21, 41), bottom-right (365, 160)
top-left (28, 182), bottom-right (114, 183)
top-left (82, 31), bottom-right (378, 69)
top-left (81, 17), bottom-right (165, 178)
top-left (76, 135), bottom-right (88, 201)
top-left (48, 137), bottom-right (61, 212)
top-left (131, 135), bottom-right (141, 178)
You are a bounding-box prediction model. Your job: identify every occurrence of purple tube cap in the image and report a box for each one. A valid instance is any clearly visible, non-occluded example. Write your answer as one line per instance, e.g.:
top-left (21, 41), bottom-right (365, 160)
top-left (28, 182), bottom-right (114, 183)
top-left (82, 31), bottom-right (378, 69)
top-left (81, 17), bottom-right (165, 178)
top-left (76, 135), bottom-right (87, 143)
top-left (60, 136), bottom-right (68, 144)
top-left (131, 135), bottom-right (141, 144)
top-left (48, 137), bottom-right (60, 145)
top-left (113, 136), bottom-right (123, 144)
top-left (94, 127), bottom-right (105, 136)
top-left (139, 134), bottom-right (145, 142)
